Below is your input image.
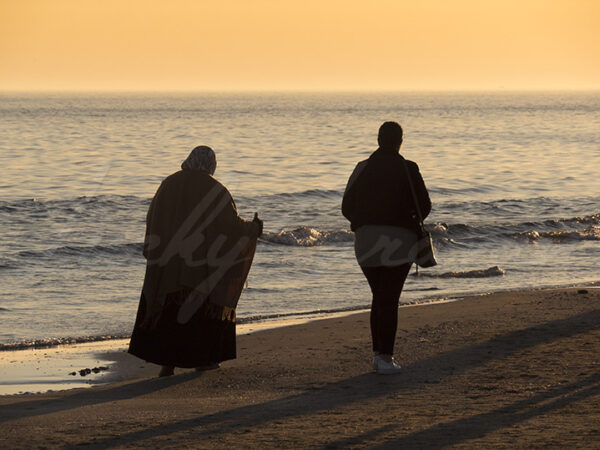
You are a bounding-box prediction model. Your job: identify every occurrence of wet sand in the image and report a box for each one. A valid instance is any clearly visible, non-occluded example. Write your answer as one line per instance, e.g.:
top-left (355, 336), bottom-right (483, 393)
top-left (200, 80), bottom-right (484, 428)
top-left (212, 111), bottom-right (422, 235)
top-left (0, 311), bottom-right (370, 396)
top-left (1, 287), bottom-right (598, 448)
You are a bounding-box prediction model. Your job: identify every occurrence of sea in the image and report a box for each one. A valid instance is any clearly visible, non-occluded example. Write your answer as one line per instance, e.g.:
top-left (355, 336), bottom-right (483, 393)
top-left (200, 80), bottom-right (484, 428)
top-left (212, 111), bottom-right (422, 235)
top-left (1, 92), bottom-right (599, 349)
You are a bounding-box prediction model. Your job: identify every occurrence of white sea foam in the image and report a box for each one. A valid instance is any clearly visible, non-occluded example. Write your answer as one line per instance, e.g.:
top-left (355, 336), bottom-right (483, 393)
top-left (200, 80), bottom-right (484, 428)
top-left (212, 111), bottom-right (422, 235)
top-left (262, 227), bottom-right (354, 246)
top-left (412, 266), bottom-right (505, 279)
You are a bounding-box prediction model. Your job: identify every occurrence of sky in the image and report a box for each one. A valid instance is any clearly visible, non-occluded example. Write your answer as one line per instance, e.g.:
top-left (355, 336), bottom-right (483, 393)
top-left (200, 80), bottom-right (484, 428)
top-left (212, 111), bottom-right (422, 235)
top-left (1, 0), bottom-right (599, 91)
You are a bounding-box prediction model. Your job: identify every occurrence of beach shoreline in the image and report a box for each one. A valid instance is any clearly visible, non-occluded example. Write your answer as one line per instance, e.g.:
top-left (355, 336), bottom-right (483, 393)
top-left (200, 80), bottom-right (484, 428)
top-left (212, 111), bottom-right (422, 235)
top-left (0, 284), bottom-right (597, 396)
top-left (1, 285), bottom-right (599, 448)
top-left (0, 291), bottom-right (528, 397)
top-left (0, 309), bottom-right (379, 396)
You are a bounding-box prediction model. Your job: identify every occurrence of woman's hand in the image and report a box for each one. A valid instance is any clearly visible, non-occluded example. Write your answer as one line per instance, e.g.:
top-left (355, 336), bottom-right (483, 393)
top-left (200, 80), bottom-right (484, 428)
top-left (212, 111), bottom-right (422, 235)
top-left (253, 212), bottom-right (264, 237)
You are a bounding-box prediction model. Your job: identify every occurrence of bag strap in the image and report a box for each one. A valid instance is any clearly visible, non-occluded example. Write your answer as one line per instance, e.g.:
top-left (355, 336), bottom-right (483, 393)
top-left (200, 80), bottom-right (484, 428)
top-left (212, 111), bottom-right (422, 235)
top-left (401, 157), bottom-right (425, 230)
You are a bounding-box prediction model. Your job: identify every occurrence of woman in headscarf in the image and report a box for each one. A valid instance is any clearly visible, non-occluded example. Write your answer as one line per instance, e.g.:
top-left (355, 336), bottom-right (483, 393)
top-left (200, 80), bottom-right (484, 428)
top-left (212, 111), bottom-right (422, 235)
top-left (128, 145), bottom-right (263, 377)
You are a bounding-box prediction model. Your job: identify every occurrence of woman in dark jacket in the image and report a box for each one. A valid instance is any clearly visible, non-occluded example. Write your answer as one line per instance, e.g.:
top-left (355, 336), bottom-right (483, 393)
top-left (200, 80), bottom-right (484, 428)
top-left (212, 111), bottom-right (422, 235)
top-left (342, 122), bottom-right (431, 375)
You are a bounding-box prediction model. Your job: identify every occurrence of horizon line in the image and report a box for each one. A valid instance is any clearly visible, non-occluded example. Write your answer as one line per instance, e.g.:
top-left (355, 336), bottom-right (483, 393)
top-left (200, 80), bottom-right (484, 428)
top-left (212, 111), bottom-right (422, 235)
top-left (2, 87), bottom-right (600, 95)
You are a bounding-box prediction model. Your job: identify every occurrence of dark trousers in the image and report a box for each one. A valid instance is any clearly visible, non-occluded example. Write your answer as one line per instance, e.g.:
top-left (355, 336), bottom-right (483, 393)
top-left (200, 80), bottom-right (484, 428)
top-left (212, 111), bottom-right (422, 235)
top-left (361, 263), bottom-right (412, 355)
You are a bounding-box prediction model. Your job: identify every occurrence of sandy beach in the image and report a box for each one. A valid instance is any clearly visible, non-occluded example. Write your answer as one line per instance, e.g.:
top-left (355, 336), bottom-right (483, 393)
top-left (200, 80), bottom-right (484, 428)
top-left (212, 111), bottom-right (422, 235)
top-left (1, 286), bottom-right (598, 448)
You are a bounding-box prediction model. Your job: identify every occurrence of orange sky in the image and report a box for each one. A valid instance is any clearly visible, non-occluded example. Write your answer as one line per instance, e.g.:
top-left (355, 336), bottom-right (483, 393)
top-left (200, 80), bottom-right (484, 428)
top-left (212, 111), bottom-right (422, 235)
top-left (1, 0), bottom-right (599, 91)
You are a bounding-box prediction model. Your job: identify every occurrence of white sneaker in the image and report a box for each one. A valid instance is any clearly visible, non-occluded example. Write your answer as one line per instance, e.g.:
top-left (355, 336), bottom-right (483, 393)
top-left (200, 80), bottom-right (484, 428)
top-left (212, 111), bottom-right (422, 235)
top-left (372, 355), bottom-right (380, 371)
top-left (375, 356), bottom-right (402, 375)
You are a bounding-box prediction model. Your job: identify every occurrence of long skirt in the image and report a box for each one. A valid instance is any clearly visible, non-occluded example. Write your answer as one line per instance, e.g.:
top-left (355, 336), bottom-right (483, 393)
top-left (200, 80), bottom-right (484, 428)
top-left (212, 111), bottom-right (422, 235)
top-left (128, 289), bottom-right (236, 368)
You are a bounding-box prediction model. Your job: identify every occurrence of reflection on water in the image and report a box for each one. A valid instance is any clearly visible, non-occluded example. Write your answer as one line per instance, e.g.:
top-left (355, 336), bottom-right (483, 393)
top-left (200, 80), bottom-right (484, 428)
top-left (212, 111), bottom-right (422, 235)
top-left (0, 92), bottom-right (599, 345)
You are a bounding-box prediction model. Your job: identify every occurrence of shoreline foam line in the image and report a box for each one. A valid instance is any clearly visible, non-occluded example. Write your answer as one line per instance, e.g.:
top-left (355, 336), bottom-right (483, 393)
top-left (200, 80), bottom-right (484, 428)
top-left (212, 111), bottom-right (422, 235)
top-left (0, 285), bottom-right (598, 396)
top-left (2, 280), bottom-right (599, 353)
top-left (0, 282), bottom-right (600, 395)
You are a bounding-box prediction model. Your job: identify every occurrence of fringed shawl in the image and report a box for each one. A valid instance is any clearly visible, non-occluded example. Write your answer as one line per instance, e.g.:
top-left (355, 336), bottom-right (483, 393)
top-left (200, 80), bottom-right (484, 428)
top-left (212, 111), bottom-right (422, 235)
top-left (140, 169), bottom-right (259, 330)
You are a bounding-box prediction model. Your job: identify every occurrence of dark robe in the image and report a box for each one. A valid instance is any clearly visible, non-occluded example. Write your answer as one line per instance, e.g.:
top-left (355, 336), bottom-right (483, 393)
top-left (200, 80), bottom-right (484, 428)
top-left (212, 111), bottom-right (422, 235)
top-left (128, 169), bottom-right (259, 367)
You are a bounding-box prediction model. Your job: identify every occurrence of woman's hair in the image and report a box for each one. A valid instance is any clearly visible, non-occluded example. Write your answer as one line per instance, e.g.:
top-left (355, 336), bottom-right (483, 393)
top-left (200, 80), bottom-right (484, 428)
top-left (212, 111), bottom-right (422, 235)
top-left (181, 145), bottom-right (217, 175)
top-left (377, 121), bottom-right (403, 148)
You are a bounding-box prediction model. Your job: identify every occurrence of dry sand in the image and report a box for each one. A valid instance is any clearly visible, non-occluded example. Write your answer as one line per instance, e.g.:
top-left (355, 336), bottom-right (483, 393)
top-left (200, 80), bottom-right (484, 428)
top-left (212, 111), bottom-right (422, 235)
top-left (0, 287), bottom-right (598, 448)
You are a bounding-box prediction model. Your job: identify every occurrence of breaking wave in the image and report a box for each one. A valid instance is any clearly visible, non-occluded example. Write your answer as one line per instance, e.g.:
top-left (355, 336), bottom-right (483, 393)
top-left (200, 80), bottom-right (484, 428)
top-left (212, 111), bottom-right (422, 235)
top-left (427, 214), bottom-right (600, 245)
top-left (0, 334), bottom-right (130, 351)
top-left (513, 226), bottom-right (600, 243)
top-left (411, 265), bottom-right (505, 279)
top-left (262, 227), bottom-right (353, 246)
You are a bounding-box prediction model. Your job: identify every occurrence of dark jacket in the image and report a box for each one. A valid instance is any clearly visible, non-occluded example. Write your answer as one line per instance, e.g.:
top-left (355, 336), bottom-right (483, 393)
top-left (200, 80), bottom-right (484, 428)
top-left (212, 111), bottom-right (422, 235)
top-left (342, 149), bottom-right (431, 232)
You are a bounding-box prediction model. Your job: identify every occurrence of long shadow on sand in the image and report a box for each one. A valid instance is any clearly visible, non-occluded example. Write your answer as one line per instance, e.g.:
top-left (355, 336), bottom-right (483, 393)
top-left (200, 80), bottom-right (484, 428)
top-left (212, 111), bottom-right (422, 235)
top-left (0, 370), bottom-right (204, 423)
top-left (29, 308), bottom-right (597, 448)
top-left (330, 372), bottom-right (600, 449)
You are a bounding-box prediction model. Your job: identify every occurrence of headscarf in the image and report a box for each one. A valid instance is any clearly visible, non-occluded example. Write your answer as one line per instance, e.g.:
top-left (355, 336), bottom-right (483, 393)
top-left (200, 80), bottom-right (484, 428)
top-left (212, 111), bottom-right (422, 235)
top-left (181, 145), bottom-right (217, 175)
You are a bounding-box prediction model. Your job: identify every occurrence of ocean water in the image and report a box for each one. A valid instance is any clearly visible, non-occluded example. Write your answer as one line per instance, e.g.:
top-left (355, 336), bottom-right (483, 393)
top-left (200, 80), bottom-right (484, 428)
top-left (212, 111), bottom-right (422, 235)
top-left (0, 92), bottom-right (599, 348)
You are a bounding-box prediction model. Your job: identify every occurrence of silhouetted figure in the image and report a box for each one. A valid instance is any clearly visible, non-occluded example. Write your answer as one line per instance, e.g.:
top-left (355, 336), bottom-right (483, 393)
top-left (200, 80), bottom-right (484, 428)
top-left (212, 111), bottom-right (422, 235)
top-left (342, 122), bottom-right (431, 374)
top-left (128, 146), bottom-right (263, 377)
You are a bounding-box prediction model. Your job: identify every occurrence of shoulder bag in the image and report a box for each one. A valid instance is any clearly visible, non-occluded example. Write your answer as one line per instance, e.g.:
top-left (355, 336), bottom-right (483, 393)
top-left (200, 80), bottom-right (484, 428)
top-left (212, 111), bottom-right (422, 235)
top-left (402, 159), bottom-right (437, 268)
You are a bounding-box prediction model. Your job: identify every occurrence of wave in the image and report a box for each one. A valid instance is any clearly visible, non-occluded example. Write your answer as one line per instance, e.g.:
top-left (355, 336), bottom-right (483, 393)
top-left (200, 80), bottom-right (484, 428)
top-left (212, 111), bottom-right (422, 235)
top-left (261, 227), bottom-right (353, 246)
top-left (2, 193), bottom-right (596, 226)
top-left (0, 194), bottom-right (147, 209)
top-left (411, 265), bottom-right (505, 279)
top-left (2, 191), bottom-right (597, 253)
top-left (15, 229), bottom-right (349, 257)
top-left (428, 213), bottom-right (600, 242)
top-left (257, 213), bottom-right (600, 248)
top-left (7, 213), bottom-right (598, 263)
top-left (0, 195), bottom-right (149, 225)
top-left (0, 189), bottom-right (342, 212)
top-left (513, 226), bottom-right (600, 243)
top-left (432, 213), bottom-right (599, 232)
top-left (0, 334), bottom-right (130, 351)
top-left (12, 215), bottom-right (596, 259)
top-left (429, 185), bottom-right (500, 195)
top-left (262, 188), bottom-right (342, 200)
top-left (526, 214), bottom-right (600, 228)
top-left (17, 242), bottom-right (143, 259)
